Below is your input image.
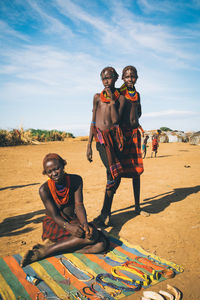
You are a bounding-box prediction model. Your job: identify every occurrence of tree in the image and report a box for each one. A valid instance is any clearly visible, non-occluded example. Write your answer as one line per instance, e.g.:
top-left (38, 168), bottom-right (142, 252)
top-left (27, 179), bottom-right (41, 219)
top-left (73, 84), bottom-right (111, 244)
top-left (160, 127), bottom-right (172, 132)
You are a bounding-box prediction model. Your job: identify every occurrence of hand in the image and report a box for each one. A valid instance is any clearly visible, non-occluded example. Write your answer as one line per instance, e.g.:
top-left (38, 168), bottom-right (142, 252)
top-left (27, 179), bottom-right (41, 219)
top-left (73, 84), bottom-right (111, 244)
top-left (86, 144), bottom-right (93, 162)
top-left (67, 223), bottom-right (85, 238)
top-left (105, 88), bottom-right (115, 104)
top-left (82, 223), bottom-right (93, 239)
top-left (105, 88), bottom-right (114, 100)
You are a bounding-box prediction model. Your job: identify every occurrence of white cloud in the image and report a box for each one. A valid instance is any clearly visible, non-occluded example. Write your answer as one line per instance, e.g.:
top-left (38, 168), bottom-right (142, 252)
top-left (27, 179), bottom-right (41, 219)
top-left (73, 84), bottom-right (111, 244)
top-left (0, 45), bottom-right (103, 97)
top-left (26, 0), bottom-right (74, 39)
top-left (0, 20), bottom-right (29, 41)
top-left (0, 0), bottom-right (199, 134)
top-left (54, 0), bottom-right (199, 70)
top-left (137, 0), bottom-right (175, 13)
top-left (143, 110), bottom-right (199, 118)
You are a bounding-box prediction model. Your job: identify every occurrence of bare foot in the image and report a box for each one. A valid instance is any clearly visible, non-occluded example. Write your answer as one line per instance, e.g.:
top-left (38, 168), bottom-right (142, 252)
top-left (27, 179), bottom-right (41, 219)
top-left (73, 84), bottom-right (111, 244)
top-left (21, 244), bottom-right (46, 267)
top-left (92, 214), bottom-right (111, 229)
top-left (140, 210), bottom-right (150, 217)
top-left (77, 230), bottom-right (110, 254)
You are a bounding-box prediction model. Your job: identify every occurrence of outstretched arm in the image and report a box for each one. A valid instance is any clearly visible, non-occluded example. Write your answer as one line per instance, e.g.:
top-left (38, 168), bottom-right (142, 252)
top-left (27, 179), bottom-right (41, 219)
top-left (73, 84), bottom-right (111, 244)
top-left (86, 94), bottom-right (99, 162)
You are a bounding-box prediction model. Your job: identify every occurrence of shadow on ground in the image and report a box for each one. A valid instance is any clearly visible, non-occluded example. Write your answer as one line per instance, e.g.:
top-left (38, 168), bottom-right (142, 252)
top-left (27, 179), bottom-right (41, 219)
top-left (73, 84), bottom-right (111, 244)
top-left (0, 183), bottom-right (40, 191)
top-left (145, 155), bottom-right (173, 159)
top-left (0, 209), bottom-right (45, 237)
top-left (108, 185), bottom-right (200, 238)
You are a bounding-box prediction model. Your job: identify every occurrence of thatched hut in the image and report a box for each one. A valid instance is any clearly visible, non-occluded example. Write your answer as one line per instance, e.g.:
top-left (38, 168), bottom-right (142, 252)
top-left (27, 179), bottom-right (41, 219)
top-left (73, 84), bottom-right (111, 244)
top-left (189, 132), bottom-right (200, 145)
top-left (159, 132), bottom-right (169, 143)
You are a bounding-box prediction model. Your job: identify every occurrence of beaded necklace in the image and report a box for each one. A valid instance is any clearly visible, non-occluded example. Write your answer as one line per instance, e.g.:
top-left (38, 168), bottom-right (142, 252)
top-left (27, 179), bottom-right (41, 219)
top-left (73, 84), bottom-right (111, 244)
top-left (111, 265), bottom-right (151, 287)
top-left (120, 83), bottom-right (138, 102)
top-left (96, 273), bottom-right (141, 292)
top-left (135, 257), bottom-right (175, 278)
top-left (48, 173), bottom-right (70, 206)
top-left (59, 258), bottom-right (94, 282)
top-left (100, 89), bottom-right (120, 103)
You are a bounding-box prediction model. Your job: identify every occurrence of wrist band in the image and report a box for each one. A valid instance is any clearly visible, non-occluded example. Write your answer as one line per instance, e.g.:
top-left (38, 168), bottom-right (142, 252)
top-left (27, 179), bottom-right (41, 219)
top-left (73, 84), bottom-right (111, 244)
top-left (63, 221), bottom-right (67, 230)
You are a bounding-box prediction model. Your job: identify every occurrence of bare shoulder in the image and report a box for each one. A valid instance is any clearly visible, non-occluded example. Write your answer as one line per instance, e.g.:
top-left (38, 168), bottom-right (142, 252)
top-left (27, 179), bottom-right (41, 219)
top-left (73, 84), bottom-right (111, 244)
top-left (93, 93), bottom-right (100, 103)
top-left (39, 181), bottom-right (49, 196)
top-left (69, 174), bottom-right (82, 184)
top-left (69, 174), bottom-right (83, 191)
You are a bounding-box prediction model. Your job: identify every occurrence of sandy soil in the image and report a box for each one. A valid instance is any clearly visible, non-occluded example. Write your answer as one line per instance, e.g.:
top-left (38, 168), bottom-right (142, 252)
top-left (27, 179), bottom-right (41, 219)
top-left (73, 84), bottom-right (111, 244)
top-left (0, 140), bottom-right (199, 299)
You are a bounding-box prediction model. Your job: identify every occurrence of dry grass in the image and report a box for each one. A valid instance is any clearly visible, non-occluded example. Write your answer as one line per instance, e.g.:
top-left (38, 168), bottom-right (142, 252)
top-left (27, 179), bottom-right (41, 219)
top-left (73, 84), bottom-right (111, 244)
top-left (0, 128), bottom-right (74, 146)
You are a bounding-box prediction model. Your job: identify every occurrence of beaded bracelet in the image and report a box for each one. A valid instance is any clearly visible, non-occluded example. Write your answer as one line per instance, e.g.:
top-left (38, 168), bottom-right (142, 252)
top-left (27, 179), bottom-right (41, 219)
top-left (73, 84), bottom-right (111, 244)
top-left (63, 221), bottom-right (68, 230)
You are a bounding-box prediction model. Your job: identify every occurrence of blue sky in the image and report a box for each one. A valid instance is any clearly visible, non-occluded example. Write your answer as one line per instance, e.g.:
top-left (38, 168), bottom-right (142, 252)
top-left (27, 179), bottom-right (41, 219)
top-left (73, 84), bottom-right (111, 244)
top-left (0, 0), bottom-right (199, 136)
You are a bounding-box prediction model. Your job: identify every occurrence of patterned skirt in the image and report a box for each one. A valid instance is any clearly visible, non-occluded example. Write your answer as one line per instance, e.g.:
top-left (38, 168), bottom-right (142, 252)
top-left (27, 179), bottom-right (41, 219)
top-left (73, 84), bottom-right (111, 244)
top-left (42, 215), bottom-right (78, 242)
top-left (120, 127), bottom-right (144, 177)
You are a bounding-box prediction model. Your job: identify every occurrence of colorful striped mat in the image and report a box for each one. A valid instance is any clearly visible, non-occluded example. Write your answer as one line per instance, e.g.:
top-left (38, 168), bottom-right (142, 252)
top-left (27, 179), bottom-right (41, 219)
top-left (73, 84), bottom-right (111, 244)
top-left (0, 235), bottom-right (183, 300)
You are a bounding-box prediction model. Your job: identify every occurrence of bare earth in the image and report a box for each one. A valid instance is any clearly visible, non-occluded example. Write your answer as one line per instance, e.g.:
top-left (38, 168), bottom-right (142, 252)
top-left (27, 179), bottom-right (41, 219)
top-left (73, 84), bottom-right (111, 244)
top-left (0, 140), bottom-right (199, 299)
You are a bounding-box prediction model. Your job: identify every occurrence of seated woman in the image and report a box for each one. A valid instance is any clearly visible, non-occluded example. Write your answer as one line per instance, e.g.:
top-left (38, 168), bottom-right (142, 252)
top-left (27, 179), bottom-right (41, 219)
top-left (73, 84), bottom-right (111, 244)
top-left (21, 153), bottom-right (109, 267)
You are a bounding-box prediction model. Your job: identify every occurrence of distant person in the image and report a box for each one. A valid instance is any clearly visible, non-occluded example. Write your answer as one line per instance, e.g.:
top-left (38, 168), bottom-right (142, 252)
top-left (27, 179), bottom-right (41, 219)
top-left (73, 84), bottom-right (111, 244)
top-left (21, 153), bottom-right (108, 267)
top-left (142, 135), bottom-right (149, 159)
top-left (151, 132), bottom-right (159, 157)
top-left (86, 67), bottom-right (125, 227)
top-left (119, 65), bottom-right (149, 216)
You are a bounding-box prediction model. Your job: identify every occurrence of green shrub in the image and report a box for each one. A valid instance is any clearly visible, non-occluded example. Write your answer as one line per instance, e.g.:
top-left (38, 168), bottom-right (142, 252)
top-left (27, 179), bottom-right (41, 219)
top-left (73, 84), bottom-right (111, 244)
top-left (160, 127), bottom-right (173, 132)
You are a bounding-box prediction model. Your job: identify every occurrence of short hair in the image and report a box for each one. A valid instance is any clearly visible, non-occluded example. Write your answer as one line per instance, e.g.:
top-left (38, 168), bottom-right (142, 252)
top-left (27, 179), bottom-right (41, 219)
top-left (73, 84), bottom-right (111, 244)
top-left (122, 65), bottom-right (138, 79)
top-left (42, 153), bottom-right (66, 175)
top-left (100, 66), bottom-right (119, 80)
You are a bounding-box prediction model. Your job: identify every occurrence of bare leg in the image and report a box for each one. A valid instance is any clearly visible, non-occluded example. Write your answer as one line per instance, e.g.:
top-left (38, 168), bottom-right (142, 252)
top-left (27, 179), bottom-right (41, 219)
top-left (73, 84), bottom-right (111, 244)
top-left (143, 147), bottom-right (146, 159)
top-left (21, 227), bottom-right (108, 267)
top-left (133, 175), bottom-right (140, 212)
top-left (93, 178), bottom-right (121, 228)
top-left (92, 190), bottom-right (113, 228)
top-left (133, 176), bottom-right (150, 217)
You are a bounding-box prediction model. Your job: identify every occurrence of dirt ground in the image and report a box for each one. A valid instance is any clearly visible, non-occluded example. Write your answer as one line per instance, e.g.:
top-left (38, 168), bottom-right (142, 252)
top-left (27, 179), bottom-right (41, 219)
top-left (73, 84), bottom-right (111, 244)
top-left (0, 140), bottom-right (199, 299)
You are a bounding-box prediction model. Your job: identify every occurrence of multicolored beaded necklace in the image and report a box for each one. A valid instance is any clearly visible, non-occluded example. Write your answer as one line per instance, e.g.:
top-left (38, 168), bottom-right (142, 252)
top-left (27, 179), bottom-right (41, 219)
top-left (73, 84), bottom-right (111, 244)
top-left (100, 89), bottom-right (120, 103)
top-left (120, 83), bottom-right (138, 101)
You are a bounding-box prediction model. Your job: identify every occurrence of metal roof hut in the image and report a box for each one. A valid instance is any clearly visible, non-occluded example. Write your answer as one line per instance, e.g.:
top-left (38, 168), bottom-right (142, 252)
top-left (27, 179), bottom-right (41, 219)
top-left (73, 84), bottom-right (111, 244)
top-left (166, 132), bottom-right (179, 142)
top-left (166, 131), bottom-right (188, 142)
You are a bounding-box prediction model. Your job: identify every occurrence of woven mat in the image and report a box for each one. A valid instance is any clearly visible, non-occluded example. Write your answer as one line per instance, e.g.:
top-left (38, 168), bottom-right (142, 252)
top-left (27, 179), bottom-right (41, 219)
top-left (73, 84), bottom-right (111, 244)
top-left (0, 235), bottom-right (183, 299)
